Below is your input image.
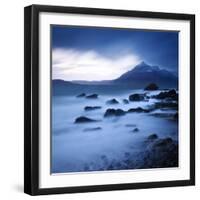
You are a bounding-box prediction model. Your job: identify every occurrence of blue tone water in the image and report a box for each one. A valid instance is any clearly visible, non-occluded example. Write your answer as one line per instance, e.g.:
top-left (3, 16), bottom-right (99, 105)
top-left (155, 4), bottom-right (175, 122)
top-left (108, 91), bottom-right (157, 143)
top-left (51, 90), bottom-right (178, 173)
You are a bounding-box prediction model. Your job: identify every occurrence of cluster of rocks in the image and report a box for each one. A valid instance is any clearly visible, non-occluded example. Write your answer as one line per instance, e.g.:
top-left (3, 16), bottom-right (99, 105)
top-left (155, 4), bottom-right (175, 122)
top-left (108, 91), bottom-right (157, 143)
top-left (129, 93), bottom-right (147, 101)
top-left (81, 134), bottom-right (178, 171)
top-left (120, 134), bottom-right (178, 169)
top-left (103, 107), bottom-right (152, 118)
top-left (153, 89), bottom-right (178, 101)
top-left (77, 93), bottom-right (98, 99)
top-left (106, 98), bottom-right (130, 105)
top-left (76, 93), bottom-right (101, 128)
top-left (140, 135), bottom-right (178, 168)
top-left (75, 83), bottom-right (178, 130)
top-left (104, 108), bottom-right (126, 117)
top-left (73, 83), bottom-right (178, 170)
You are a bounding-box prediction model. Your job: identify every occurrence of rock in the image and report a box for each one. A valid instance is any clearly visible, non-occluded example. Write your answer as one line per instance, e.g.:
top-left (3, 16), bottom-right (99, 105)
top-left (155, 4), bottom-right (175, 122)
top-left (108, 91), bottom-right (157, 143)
top-left (168, 89), bottom-right (177, 96)
top-left (123, 99), bottom-right (129, 104)
top-left (152, 137), bottom-right (173, 148)
top-left (127, 107), bottom-right (150, 113)
top-left (74, 116), bottom-right (99, 123)
top-left (144, 83), bottom-right (159, 91)
top-left (141, 137), bottom-right (178, 168)
top-left (83, 127), bottom-right (102, 132)
top-left (132, 128), bottom-right (139, 132)
top-left (104, 108), bottom-right (126, 117)
top-left (86, 94), bottom-right (98, 99)
top-left (129, 93), bottom-right (145, 101)
top-left (84, 106), bottom-right (102, 111)
top-left (106, 98), bottom-right (119, 104)
top-left (76, 93), bottom-right (86, 97)
top-left (154, 89), bottom-right (178, 100)
top-left (147, 134), bottom-right (158, 140)
top-left (154, 102), bottom-right (178, 110)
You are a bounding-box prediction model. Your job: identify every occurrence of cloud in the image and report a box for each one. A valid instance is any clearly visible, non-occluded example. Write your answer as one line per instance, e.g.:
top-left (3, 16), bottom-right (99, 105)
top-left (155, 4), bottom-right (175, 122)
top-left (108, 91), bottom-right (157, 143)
top-left (52, 48), bottom-right (141, 81)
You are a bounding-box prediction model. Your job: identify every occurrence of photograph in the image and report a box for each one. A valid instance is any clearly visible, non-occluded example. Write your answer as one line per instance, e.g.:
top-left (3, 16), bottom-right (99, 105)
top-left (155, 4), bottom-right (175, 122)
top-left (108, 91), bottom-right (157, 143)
top-left (24, 4), bottom-right (195, 195)
top-left (51, 25), bottom-right (179, 174)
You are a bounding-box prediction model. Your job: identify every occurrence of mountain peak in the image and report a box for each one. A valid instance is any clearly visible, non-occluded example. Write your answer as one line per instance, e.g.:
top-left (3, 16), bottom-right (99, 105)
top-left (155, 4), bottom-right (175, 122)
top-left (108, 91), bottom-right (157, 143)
top-left (115, 61), bottom-right (177, 88)
top-left (132, 62), bottom-right (161, 73)
top-left (139, 61), bottom-right (148, 66)
top-left (133, 61), bottom-right (152, 72)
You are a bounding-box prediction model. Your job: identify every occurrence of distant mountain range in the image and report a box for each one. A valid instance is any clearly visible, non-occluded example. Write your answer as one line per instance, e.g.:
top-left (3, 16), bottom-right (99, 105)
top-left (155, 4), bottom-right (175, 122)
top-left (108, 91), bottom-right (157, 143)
top-left (53, 62), bottom-right (178, 95)
top-left (113, 61), bottom-right (178, 88)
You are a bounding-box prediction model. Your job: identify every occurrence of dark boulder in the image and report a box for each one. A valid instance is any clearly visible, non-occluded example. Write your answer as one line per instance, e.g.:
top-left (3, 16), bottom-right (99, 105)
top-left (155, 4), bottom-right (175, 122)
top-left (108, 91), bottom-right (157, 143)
top-left (154, 102), bottom-right (178, 110)
top-left (129, 93), bottom-right (145, 101)
top-left (144, 83), bottom-right (159, 91)
top-left (74, 116), bottom-right (99, 123)
top-left (127, 107), bottom-right (150, 113)
top-left (76, 93), bottom-right (86, 97)
top-left (123, 99), bottom-right (129, 104)
top-left (86, 94), bottom-right (98, 99)
top-left (132, 128), bottom-right (139, 132)
top-left (84, 106), bottom-right (102, 111)
top-left (152, 137), bottom-right (173, 148)
top-left (83, 127), bottom-right (102, 132)
top-left (147, 134), bottom-right (158, 140)
top-left (141, 137), bottom-right (178, 168)
top-left (106, 98), bottom-right (119, 104)
top-left (154, 89), bottom-right (178, 100)
top-left (104, 108), bottom-right (125, 117)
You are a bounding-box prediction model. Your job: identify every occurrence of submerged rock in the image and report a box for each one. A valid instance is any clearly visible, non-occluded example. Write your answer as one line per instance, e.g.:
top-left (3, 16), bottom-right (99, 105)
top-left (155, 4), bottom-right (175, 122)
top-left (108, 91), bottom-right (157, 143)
top-left (76, 93), bottom-right (86, 97)
top-left (154, 102), bottom-right (178, 110)
top-left (144, 83), bottom-right (159, 91)
top-left (147, 134), bottom-right (158, 140)
top-left (154, 89), bottom-right (178, 100)
top-left (129, 93), bottom-right (145, 101)
top-left (84, 106), bottom-right (102, 111)
top-left (86, 94), bottom-right (98, 99)
top-left (152, 137), bottom-right (173, 148)
top-left (83, 127), bottom-right (102, 132)
top-left (127, 107), bottom-right (150, 113)
top-left (123, 99), bottom-right (129, 104)
top-left (74, 116), bottom-right (99, 123)
top-left (132, 128), bottom-right (139, 132)
top-left (104, 108), bottom-right (125, 117)
top-left (106, 98), bottom-right (119, 104)
top-left (141, 137), bottom-right (178, 168)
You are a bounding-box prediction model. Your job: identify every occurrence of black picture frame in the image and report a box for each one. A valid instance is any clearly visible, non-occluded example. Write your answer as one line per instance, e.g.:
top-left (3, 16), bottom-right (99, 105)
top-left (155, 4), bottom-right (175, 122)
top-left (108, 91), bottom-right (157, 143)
top-left (24, 4), bottom-right (195, 196)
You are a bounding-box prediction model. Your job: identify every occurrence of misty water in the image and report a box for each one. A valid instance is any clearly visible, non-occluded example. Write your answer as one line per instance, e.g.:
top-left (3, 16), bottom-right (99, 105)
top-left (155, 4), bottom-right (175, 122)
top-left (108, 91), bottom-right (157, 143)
top-left (51, 89), bottom-right (178, 173)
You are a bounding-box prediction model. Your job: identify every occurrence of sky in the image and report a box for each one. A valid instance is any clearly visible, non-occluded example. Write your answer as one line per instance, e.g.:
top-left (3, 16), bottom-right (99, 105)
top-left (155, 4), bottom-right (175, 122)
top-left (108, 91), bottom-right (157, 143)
top-left (52, 25), bottom-right (178, 81)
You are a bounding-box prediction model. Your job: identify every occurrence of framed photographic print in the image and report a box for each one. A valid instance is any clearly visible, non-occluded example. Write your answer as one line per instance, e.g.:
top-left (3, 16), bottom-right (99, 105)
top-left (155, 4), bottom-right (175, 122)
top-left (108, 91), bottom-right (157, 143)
top-left (24, 4), bottom-right (195, 195)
